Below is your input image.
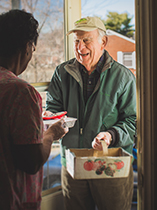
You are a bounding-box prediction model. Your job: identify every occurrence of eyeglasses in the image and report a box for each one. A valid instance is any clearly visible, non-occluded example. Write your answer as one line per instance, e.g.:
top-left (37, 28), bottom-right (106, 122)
top-left (31, 42), bottom-right (36, 52)
top-left (30, 42), bottom-right (36, 52)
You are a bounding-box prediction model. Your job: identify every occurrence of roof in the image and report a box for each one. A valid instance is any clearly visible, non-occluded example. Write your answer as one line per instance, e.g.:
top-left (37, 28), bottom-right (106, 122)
top-left (106, 29), bottom-right (135, 44)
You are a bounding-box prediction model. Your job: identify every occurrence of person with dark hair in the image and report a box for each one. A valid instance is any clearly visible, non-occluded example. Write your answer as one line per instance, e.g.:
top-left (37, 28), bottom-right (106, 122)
top-left (45, 16), bottom-right (136, 210)
top-left (0, 9), bottom-right (68, 209)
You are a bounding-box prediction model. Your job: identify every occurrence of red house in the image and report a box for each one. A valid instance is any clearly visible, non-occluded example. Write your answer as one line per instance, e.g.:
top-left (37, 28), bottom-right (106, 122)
top-left (105, 29), bottom-right (136, 76)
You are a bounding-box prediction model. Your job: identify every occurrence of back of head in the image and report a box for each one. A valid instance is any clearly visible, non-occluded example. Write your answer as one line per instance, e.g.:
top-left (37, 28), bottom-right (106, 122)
top-left (0, 9), bottom-right (39, 57)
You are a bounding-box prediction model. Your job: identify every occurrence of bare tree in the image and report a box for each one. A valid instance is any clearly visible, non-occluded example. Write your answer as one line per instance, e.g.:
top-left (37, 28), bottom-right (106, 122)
top-left (0, 0), bottom-right (11, 12)
top-left (19, 0), bottom-right (65, 83)
top-left (0, 0), bottom-right (64, 83)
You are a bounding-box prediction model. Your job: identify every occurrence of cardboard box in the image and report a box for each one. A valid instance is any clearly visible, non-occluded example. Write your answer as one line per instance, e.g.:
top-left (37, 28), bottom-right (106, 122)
top-left (65, 148), bottom-right (132, 179)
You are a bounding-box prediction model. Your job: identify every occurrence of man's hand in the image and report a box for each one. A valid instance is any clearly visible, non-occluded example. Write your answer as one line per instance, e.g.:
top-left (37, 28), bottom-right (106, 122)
top-left (92, 132), bottom-right (112, 151)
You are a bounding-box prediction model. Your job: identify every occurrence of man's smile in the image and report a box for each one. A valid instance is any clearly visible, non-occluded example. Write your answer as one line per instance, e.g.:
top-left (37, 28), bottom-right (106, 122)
top-left (79, 53), bottom-right (89, 57)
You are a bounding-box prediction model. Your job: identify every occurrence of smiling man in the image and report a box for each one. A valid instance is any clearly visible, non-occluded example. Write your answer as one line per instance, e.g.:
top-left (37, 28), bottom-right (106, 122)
top-left (73, 29), bottom-right (107, 74)
top-left (46, 16), bottom-right (136, 210)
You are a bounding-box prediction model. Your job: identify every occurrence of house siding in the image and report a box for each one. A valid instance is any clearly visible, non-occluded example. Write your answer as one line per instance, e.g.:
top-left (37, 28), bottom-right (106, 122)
top-left (105, 33), bottom-right (136, 76)
top-left (105, 35), bottom-right (135, 60)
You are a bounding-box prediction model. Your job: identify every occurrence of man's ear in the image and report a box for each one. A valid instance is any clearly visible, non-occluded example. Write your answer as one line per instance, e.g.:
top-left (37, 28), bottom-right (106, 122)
top-left (101, 36), bottom-right (108, 49)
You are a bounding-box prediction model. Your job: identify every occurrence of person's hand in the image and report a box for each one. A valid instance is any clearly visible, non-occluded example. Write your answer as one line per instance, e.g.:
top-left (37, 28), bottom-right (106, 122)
top-left (42, 110), bottom-right (53, 117)
top-left (45, 117), bottom-right (69, 141)
top-left (92, 132), bottom-right (112, 151)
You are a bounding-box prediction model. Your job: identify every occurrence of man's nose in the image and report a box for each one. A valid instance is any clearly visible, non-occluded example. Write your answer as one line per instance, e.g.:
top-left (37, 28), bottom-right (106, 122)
top-left (77, 40), bottom-right (86, 51)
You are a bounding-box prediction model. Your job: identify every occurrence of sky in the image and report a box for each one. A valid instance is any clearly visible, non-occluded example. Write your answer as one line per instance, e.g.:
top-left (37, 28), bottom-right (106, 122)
top-left (81, 0), bottom-right (135, 28)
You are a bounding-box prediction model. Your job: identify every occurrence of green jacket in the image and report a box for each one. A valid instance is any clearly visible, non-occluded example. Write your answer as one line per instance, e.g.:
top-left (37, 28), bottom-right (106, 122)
top-left (46, 51), bottom-right (136, 166)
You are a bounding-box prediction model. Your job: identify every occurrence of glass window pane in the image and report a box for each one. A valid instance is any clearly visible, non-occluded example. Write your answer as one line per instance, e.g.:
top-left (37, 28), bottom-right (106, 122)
top-left (42, 141), bottom-right (61, 190)
top-left (0, 0), bottom-right (11, 11)
top-left (0, 0), bottom-right (64, 83)
top-left (20, 0), bottom-right (64, 83)
top-left (19, 1), bottom-right (64, 189)
top-left (18, 0), bottom-right (65, 191)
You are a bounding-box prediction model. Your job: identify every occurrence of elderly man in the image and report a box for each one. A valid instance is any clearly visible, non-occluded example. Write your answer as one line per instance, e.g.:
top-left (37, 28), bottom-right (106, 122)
top-left (46, 16), bottom-right (136, 210)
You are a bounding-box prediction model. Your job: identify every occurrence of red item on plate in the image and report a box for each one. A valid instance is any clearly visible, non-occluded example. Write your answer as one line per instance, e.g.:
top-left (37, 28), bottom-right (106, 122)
top-left (43, 111), bottom-right (67, 120)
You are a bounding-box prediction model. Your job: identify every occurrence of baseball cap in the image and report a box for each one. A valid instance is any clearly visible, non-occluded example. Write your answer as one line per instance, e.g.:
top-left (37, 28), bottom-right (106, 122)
top-left (67, 16), bottom-right (106, 35)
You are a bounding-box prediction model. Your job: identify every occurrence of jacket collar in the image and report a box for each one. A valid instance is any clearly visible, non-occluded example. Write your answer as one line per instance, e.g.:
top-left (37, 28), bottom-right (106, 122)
top-left (64, 50), bottom-right (114, 81)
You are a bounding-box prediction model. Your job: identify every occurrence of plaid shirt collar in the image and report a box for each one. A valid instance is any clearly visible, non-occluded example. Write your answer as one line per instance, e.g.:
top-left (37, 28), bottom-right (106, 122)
top-left (79, 51), bottom-right (106, 104)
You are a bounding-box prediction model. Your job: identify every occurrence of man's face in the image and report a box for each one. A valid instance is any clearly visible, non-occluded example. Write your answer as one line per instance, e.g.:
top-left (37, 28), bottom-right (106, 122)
top-left (73, 29), bottom-right (106, 74)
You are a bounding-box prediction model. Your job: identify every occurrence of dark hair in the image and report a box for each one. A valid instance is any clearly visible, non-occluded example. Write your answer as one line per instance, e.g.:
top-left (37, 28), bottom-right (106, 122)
top-left (0, 9), bottom-right (39, 57)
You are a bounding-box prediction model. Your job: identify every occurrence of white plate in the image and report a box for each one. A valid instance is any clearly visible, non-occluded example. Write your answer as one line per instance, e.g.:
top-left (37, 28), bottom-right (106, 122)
top-left (43, 117), bottom-right (77, 128)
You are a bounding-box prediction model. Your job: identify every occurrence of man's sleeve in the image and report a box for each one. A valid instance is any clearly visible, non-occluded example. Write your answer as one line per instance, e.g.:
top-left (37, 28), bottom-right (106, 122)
top-left (111, 74), bottom-right (136, 151)
top-left (46, 67), bottom-right (63, 112)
